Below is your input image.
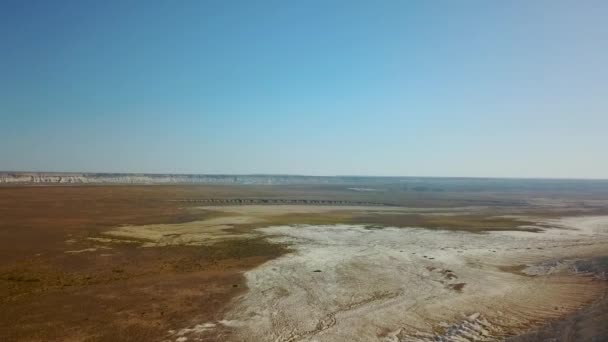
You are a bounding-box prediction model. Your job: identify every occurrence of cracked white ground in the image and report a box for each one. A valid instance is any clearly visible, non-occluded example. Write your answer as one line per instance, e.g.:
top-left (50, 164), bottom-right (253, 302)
top-left (173, 216), bottom-right (608, 342)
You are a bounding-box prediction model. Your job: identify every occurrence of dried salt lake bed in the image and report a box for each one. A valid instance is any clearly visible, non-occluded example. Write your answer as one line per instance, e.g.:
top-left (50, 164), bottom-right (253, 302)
top-left (5, 185), bottom-right (608, 342)
top-left (171, 216), bottom-right (608, 342)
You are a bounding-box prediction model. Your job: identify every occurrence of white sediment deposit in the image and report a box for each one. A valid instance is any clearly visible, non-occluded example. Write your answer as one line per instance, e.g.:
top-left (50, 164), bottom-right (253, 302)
top-left (174, 216), bottom-right (608, 342)
top-left (0, 172), bottom-right (264, 184)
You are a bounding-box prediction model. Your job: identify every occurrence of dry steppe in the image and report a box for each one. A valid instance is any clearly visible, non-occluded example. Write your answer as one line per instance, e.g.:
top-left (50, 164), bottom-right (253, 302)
top-left (1, 182), bottom-right (608, 341)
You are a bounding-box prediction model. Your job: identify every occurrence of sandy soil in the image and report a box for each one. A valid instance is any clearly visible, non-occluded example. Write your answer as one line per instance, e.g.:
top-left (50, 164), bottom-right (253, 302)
top-left (104, 217), bottom-right (261, 247)
top-left (100, 205), bottom-right (540, 248)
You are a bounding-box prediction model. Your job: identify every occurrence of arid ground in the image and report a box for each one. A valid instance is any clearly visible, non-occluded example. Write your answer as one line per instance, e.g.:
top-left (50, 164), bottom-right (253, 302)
top-left (1, 183), bottom-right (608, 341)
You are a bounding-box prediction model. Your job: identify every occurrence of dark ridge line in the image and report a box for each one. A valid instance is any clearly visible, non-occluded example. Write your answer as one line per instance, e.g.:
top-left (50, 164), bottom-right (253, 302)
top-left (174, 198), bottom-right (396, 207)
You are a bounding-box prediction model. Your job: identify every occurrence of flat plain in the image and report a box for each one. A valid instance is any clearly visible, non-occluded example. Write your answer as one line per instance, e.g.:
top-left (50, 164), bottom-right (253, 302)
top-left (1, 180), bottom-right (608, 341)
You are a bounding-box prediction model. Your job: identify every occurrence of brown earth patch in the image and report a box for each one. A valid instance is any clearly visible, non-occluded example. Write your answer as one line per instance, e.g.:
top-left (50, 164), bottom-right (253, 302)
top-left (0, 186), bottom-right (286, 342)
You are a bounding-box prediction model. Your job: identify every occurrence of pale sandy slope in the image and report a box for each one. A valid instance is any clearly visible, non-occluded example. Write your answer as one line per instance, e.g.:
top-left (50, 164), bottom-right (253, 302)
top-left (171, 216), bottom-right (608, 342)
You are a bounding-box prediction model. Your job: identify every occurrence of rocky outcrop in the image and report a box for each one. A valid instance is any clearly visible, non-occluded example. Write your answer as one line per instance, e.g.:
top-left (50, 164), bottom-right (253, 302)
top-left (0, 172), bottom-right (396, 185)
top-left (3, 173), bottom-right (608, 194)
top-left (0, 172), bottom-right (232, 184)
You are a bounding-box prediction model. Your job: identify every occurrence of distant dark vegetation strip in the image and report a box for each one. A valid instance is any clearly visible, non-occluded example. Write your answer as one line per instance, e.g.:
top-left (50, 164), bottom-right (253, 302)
top-left (174, 198), bottom-right (395, 206)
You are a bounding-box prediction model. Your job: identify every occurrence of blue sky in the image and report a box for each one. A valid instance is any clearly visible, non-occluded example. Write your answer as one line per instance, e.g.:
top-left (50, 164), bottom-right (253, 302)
top-left (1, 0), bottom-right (606, 178)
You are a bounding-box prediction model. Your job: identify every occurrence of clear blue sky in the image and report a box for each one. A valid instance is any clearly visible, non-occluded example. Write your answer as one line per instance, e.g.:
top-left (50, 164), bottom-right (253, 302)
top-left (1, 1), bottom-right (606, 178)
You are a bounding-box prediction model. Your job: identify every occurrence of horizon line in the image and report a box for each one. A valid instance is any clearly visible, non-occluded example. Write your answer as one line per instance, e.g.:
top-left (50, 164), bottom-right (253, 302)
top-left (2, 170), bottom-right (607, 182)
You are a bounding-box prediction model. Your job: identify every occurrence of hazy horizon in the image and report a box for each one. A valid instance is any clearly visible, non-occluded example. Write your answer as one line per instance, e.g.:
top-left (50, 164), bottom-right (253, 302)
top-left (3, 170), bottom-right (608, 181)
top-left (1, 1), bottom-right (607, 178)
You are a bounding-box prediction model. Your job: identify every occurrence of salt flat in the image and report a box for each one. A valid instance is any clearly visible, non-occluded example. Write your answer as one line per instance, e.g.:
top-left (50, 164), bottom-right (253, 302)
top-left (174, 216), bottom-right (608, 342)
